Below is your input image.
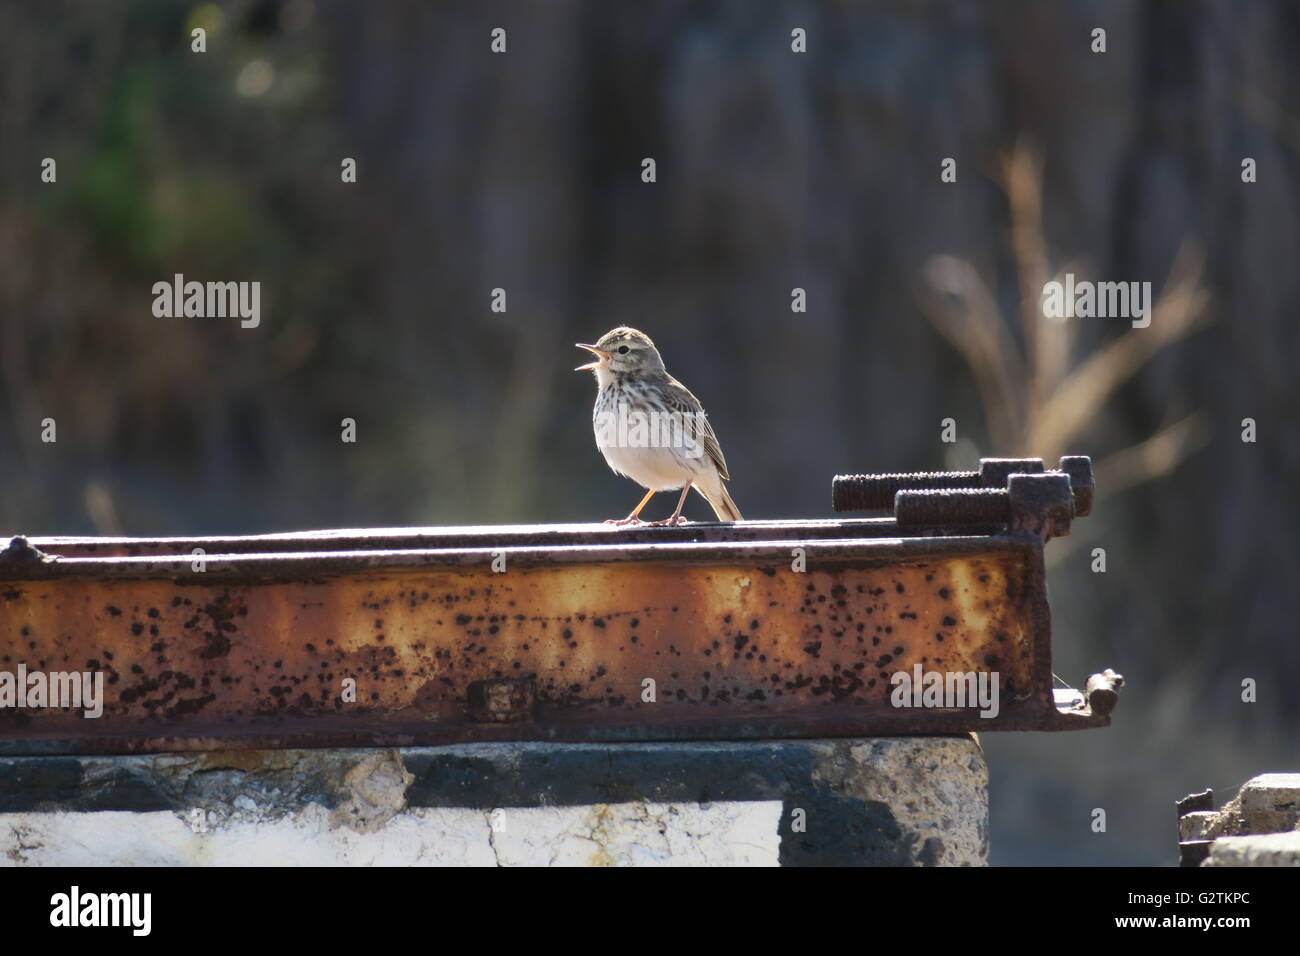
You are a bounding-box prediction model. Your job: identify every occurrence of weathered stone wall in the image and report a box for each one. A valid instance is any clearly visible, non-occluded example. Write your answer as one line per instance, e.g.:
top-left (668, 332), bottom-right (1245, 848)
top-left (1, 737), bottom-right (987, 866)
top-left (1181, 773), bottom-right (1300, 867)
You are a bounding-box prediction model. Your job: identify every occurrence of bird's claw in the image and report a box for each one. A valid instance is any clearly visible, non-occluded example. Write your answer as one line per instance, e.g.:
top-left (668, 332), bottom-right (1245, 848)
top-left (604, 516), bottom-right (647, 526)
top-left (646, 516), bottom-right (690, 527)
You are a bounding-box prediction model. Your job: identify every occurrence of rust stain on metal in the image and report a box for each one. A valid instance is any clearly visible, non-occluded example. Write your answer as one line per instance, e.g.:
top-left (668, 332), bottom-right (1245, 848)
top-left (467, 677), bottom-right (536, 722)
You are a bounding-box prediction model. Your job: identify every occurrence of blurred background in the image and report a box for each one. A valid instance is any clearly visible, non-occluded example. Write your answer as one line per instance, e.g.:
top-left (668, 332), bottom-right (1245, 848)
top-left (1, 0), bottom-right (1297, 864)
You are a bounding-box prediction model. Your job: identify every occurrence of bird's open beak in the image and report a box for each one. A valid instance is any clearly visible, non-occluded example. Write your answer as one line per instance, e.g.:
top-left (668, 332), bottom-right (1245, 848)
top-left (574, 343), bottom-right (610, 371)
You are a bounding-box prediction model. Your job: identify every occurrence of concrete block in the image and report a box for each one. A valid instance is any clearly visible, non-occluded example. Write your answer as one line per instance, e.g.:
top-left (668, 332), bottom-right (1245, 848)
top-left (1178, 811), bottom-right (1217, 841)
top-left (1237, 773), bottom-right (1300, 834)
top-left (1204, 831), bottom-right (1300, 867)
top-left (0, 736), bottom-right (987, 866)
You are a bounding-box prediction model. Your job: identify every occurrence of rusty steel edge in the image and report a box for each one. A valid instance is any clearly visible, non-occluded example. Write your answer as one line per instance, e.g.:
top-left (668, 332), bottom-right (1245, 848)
top-left (12, 518), bottom-right (1008, 562)
top-left (3, 529), bottom-right (1028, 582)
top-left (27, 518), bottom-right (911, 550)
top-left (0, 703), bottom-right (1113, 756)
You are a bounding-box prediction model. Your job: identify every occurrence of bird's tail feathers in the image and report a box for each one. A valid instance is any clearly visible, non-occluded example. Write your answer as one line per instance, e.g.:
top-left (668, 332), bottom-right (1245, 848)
top-left (699, 481), bottom-right (743, 522)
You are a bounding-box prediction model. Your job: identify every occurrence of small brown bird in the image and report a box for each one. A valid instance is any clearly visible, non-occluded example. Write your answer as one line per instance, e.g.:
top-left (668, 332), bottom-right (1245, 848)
top-left (576, 327), bottom-right (742, 525)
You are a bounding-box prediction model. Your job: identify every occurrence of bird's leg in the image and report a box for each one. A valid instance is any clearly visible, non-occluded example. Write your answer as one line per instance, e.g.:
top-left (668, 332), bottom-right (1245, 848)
top-left (606, 488), bottom-right (656, 525)
top-left (647, 481), bottom-right (692, 526)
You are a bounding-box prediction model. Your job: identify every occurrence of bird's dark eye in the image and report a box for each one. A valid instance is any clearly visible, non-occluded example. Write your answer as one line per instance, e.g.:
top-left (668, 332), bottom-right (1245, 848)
top-left (618, 345), bottom-right (630, 354)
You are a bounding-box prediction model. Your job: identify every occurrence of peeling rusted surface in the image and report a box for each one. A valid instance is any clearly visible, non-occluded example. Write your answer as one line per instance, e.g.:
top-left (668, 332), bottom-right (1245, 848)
top-left (0, 524), bottom-right (1117, 754)
top-left (467, 677), bottom-right (537, 723)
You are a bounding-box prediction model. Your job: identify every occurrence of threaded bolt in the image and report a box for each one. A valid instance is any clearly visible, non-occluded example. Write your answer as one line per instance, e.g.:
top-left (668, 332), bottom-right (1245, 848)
top-left (894, 472), bottom-right (1075, 539)
top-left (832, 471), bottom-right (979, 511)
top-left (833, 455), bottom-right (1093, 520)
top-left (894, 488), bottom-right (1010, 526)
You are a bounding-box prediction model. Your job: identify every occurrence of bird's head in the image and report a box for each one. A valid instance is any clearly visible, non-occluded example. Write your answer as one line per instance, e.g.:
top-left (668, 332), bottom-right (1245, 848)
top-left (575, 326), bottom-right (665, 380)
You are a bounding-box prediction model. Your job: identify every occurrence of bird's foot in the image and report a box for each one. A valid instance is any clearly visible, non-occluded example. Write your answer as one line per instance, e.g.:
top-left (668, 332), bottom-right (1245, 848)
top-left (604, 516), bottom-right (647, 526)
top-left (646, 515), bottom-right (690, 527)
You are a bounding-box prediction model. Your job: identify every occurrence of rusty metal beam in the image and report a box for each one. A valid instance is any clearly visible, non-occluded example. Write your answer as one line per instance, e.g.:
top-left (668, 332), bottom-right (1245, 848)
top-left (0, 515), bottom-right (1120, 755)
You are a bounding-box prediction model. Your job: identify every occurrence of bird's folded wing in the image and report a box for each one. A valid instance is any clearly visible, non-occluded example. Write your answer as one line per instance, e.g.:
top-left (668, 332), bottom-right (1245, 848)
top-left (663, 377), bottom-right (731, 480)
